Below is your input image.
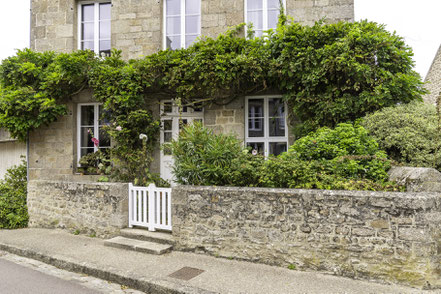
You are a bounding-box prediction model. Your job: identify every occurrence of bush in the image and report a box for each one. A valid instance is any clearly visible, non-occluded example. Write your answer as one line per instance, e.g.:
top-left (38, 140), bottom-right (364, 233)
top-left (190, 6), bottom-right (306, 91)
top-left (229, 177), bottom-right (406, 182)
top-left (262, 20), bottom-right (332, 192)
top-left (172, 123), bottom-right (401, 191)
top-left (0, 160), bottom-right (28, 229)
top-left (171, 122), bottom-right (263, 186)
top-left (260, 123), bottom-right (400, 191)
top-left (361, 102), bottom-right (440, 170)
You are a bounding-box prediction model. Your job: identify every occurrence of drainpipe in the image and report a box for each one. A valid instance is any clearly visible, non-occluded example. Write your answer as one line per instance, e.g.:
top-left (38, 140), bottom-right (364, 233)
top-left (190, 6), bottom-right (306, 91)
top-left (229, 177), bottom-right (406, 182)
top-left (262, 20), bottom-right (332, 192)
top-left (27, 0), bottom-right (32, 182)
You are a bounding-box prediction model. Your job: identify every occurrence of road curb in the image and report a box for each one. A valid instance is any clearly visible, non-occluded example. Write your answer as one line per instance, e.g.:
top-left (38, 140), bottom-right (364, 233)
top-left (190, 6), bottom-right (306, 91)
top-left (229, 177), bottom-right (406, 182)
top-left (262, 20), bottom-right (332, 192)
top-left (0, 242), bottom-right (216, 294)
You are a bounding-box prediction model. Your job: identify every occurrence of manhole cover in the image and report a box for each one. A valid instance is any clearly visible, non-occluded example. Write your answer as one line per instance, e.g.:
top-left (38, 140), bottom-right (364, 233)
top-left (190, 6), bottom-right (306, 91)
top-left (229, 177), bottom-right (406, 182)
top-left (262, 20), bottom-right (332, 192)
top-left (168, 267), bottom-right (204, 281)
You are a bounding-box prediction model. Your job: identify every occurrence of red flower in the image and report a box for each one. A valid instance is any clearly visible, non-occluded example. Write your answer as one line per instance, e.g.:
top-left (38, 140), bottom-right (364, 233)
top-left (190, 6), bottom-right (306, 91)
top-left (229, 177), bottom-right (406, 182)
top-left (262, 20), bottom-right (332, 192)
top-left (91, 137), bottom-right (99, 147)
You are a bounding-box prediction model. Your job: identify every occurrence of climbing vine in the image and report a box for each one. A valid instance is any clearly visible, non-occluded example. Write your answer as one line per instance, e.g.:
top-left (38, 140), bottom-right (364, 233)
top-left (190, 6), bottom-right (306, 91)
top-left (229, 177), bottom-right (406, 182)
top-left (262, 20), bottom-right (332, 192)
top-left (0, 18), bottom-right (426, 183)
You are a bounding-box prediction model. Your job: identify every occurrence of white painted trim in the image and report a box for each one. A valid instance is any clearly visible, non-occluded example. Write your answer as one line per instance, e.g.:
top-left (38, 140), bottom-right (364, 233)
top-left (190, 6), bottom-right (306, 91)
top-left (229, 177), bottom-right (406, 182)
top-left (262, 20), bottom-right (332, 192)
top-left (77, 103), bottom-right (108, 166)
top-left (77, 1), bottom-right (111, 53)
top-left (244, 0), bottom-right (286, 38)
top-left (163, 0), bottom-right (201, 49)
top-left (245, 95), bottom-right (288, 157)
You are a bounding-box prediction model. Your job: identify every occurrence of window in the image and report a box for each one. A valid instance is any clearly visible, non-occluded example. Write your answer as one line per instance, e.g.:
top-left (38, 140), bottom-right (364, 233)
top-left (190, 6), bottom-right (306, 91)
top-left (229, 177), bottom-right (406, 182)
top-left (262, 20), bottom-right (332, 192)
top-left (245, 96), bottom-right (288, 156)
top-left (78, 1), bottom-right (111, 56)
top-left (245, 0), bottom-right (285, 37)
top-left (77, 104), bottom-right (111, 164)
top-left (164, 0), bottom-right (201, 49)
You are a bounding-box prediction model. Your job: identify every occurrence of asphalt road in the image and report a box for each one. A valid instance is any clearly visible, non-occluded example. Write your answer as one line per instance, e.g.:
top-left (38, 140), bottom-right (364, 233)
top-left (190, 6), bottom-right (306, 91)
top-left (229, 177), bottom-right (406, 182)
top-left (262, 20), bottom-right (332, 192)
top-left (0, 258), bottom-right (100, 294)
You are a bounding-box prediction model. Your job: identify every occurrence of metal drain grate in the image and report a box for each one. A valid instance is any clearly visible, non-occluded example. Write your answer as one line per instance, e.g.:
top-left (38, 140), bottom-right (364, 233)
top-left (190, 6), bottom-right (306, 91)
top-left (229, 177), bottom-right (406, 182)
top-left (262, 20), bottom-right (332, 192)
top-left (168, 267), bottom-right (204, 281)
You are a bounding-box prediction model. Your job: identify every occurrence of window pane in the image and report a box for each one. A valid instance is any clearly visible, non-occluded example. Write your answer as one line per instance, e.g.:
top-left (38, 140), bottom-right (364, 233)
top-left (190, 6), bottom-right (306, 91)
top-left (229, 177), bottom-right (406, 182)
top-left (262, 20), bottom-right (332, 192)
top-left (185, 34), bottom-right (198, 48)
top-left (247, 11), bottom-right (263, 30)
top-left (99, 128), bottom-right (111, 147)
top-left (268, 9), bottom-right (279, 29)
top-left (166, 0), bottom-right (181, 15)
top-left (163, 120), bottom-right (172, 131)
top-left (248, 99), bottom-right (264, 118)
top-left (81, 127), bottom-right (95, 148)
top-left (164, 132), bottom-right (172, 143)
top-left (99, 20), bottom-right (111, 39)
top-left (179, 119), bottom-right (189, 130)
top-left (81, 148), bottom-right (95, 158)
top-left (82, 41), bottom-right (94, 50)
top-left (163, 102), bottom-right (172, 113)
top-left (185, 15), bottom-right (199, 34)
top-left (166, 16), bottom-right (181, 35)
top-left (268, 0), bottom-right (281, 9)
top-left (269, 98), bottom-right (284, 117)
top-left (269, 142), bottom-right (287, 156)
top-left (185, 0), bottom-right (200, 15)
top-left (99, 40), bottom-right (111, 56)
top-left (166, 36), bottom-right (180, 49)
top-left (247, 0), bottom-right (262, 10)
top-left (82, 4), bottom-right (94, 22)
top-left (269, 118), bottom-right (285, 136)
top-left (254, 30), bottom-right (263, 37)
top-left (99, 3), bottom-right (111, 20)
top-left (82, 22), bottom-right (94, 41)
top-left (247, 142), bottom-right (264, 155)
top-left (99, 105), bottom-right (111, 125)
top-left (81, 106), bottom-right (95, 126)
top-left (248, 118), bottom-right (264, 137)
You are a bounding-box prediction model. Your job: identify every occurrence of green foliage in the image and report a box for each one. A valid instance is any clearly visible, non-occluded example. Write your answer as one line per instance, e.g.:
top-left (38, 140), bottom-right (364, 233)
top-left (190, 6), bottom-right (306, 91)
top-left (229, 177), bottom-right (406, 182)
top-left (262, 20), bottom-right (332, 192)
top-left (171, 122), bottom-right (263, 186)
top-left (1, 20), bottom-right (424, 141)
top-left (268, 20), bottom-right (426, 135)
top-left (260, 123), bottom-right (399, 191)
top-left (0, 160), bottom-right (28, 229)
top-left (78, 149), bottom-right (112, 175)
top-left (362, 102), bottom-right (441, 169)
top-left (105, 110), bottom-right (163, 186)
top-left (0, 49), bottom-right (98, 140)
top-left (173, 123), bottom-right (401, 191)
top-left (0, 18), bottom-right (426, 187)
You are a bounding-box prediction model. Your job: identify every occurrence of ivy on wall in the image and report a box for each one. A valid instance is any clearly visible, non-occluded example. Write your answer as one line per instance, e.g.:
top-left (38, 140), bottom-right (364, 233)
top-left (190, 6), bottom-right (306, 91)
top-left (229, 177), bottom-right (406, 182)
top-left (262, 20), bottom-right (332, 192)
top-left (0, 19), bottom-right (426, 184)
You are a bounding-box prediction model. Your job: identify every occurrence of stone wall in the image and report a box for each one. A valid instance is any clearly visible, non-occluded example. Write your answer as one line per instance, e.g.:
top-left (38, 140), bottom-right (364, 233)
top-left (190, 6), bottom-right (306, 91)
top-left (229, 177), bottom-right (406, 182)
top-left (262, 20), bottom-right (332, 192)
top-left (31, 0), bottom-right (355, 59)
top-left (172, 186), bottom-right (441, 289)
top-left (424, 44), bottom-right (441, 105)
top-left (28, 180), bottom-right (128, 238)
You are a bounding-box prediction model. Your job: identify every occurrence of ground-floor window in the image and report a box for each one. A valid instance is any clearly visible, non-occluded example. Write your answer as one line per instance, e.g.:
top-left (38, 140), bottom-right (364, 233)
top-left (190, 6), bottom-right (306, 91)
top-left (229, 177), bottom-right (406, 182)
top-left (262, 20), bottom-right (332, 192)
top-left (77, 103), bottom-right (111, 165)
top-left (245, 96), bottom-right (288, 156)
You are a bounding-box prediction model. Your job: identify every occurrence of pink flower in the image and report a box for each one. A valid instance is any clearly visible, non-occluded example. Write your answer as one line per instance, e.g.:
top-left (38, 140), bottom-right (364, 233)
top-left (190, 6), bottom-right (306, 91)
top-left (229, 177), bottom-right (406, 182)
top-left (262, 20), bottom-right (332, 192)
top-left (115, 126), bottom-right (122, 131)
top-left (91, 137), bottom-right (99, 147)
top-left (252, 149), bottom-right (258, 156)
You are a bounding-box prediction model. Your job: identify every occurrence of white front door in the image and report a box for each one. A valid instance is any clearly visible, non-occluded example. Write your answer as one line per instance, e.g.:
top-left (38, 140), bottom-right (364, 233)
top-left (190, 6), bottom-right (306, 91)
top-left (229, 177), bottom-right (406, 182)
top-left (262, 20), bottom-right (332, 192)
top-left (160, 101), bottom-right (203, 184)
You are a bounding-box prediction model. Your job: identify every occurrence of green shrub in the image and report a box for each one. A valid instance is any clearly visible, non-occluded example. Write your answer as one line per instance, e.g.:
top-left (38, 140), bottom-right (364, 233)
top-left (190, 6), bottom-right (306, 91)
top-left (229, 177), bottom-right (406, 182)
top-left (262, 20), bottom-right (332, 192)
top-left (171, 122), bottom-right (263, 186)
top-left (0, 160), bottom-right (28, 229)
top-left (361, 102), bottom-right (440, 169)
top-left (173, 122), bottom-right (401, 191)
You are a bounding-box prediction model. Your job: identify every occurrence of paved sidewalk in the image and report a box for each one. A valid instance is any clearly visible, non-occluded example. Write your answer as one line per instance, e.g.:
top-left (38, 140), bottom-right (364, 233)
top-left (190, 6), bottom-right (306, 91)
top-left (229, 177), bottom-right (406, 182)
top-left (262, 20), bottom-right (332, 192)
top-left (0, 228), bottom-right (438, 294)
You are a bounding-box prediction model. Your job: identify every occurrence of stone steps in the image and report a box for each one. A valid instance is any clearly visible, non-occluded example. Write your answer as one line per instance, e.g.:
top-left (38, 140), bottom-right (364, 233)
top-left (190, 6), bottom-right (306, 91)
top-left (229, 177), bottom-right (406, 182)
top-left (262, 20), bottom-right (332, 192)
top-left (120, 228), bottom-right (175, 245)
top-left (104, 236), bottom-right (173, 255)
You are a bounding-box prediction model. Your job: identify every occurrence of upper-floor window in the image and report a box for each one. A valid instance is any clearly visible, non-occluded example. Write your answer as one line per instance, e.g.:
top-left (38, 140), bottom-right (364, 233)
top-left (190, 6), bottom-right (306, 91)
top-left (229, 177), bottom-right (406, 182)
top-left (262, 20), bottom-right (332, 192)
top-left (245, 0), bottom-right (285, 37)
top-left (246, 96), bottom-right (288, 157)
top-left (164, 0), bottom-right (201, 49)
top-left (78, 1), bottom-right (111, 56)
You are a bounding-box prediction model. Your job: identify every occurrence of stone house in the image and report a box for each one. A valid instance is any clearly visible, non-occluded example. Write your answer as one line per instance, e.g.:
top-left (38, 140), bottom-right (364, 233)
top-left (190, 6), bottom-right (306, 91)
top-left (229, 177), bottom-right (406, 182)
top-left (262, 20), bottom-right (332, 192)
top-left (28, 0), bottom-right (354, 184)
top-left (423, 44), bottom-right (441, 105)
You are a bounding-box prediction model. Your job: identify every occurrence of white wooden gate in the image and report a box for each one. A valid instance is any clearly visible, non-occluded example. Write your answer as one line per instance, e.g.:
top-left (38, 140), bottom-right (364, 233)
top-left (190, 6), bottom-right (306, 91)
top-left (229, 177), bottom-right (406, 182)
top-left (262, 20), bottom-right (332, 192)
top-left (128, 183), bottom-right (172, 231)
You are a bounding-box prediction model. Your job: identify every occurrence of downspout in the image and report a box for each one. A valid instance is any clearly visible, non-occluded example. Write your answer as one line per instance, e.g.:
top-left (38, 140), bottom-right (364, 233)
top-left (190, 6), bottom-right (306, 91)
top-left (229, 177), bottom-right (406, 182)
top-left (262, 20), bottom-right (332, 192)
top-left (27, 0), bottom-right (32, 182)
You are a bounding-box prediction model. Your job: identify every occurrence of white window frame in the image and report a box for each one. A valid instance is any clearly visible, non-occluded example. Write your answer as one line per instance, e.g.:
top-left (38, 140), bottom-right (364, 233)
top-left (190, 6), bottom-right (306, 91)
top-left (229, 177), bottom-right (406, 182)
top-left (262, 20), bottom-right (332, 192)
top-left (245, 96), bottom-right (288, 157)
top-left (77, 1), bottom-right (111, 54)
top-left (76, 103), bottom-right (110, 166)
top-left (244, 0), bottom-right (286, 37)
top-left (163, 0), bottom-right (201, 49)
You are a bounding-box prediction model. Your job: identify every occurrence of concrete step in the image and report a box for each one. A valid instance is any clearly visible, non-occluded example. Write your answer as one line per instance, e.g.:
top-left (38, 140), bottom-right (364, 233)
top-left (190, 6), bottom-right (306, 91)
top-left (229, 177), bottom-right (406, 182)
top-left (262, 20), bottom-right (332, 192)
top-left (120, 228), bottom-right (175, 245)
top-left (104, 236), bottom-right (172, 255)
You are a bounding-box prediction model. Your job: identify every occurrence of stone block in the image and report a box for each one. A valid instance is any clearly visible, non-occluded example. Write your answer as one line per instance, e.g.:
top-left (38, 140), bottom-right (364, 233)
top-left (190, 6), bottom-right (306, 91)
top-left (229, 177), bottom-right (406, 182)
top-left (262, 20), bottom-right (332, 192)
top-left (388, 166), bottom-right (441, 192)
